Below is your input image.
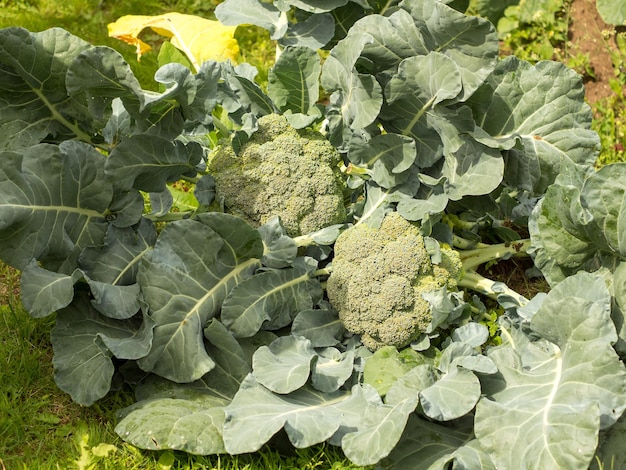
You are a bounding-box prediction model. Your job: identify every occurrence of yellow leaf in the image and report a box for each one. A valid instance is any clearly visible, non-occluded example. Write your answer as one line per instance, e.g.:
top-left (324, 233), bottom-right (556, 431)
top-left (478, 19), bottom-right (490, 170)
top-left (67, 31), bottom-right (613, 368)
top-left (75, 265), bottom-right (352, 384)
top-left (108, 13), bottom-right (239, 71)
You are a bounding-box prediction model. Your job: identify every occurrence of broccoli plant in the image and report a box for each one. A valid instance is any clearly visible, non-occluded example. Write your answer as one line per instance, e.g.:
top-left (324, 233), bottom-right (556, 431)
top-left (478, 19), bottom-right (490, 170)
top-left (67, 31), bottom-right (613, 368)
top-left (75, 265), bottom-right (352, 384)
top-left (1, 0), bottom-right (626, 469)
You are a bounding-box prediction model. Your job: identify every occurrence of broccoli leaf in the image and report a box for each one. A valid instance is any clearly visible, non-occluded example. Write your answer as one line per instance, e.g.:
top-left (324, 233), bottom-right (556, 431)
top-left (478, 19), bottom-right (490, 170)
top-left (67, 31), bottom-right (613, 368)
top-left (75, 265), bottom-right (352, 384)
top-left (311, 347), bottom-right (355, 393)
top-left (221, 64), bottom-right (276, 118)
top-left (221, 260), bottom-right (323, 338)
top-left (475, 272), bottom-right (626, 469)
top-left (419, 365), bottom-right (481, 421)
top-left (0, 27), bottom-right (95, 147)
top-left (348, 133), bottom-right (417, 188)
top-left (223, 377), bottom-right (375, 453)
top-left (341, 393), bottom-right (417, 466)
top-left (468, 57), bottom-right (599, 195)
top-left (252, 336), bottom-right (316, 394)
top-left (51, 293), bottom-right (155, 405)
top-left (320, 32), bottom-right (383, 129)
top-left (79, 218), bottom-right (156, 319)
top-left (106, 136), bottom-right (203, 193)
top-left (115, 320), bottom-right (251, 455)
top-left (383, 52), bottom-right (461, 142)
top-left (529, 162), bottom-right (626, 285)
top-left (65, 45), bottom-right (144, 118)
top-left (596, 0), bottom-right (626, 25)
top-left (0, 142), bottom-right (111, 272)
top-left (268, 46), bottom-right (321, 116)
top-left (281, 13), bottom-right (336, 49)
top-left (346, 3), bottom-right (497, 99)
top-left (215, 0), bottom-right (288, 40)
top-left (381, 415), bottom-right (496, 470)
top-left (400, 0), bottom-right (497, 100)
top-left (283, 0), bottom-right (350, 13)
top-left (137, 214), bottom-right (263, 383)
top-left (257, 217), bottom-right (298, 269)
top-left (291, 308), bottom-right (345, 347)
top-left (115, 397), bottom-right (227, 454)
top-left (20, 262), bottom-right (82, 318)
top-left (592, 413), bottom-right (626, 470)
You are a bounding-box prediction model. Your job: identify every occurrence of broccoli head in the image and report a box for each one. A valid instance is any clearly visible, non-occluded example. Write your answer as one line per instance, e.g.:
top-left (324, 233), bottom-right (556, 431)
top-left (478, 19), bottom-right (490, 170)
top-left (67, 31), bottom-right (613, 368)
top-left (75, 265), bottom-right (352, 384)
top-left (208, 114), bottom-right (347, 237)
top-left (326, 212), bottom-right (462, 351)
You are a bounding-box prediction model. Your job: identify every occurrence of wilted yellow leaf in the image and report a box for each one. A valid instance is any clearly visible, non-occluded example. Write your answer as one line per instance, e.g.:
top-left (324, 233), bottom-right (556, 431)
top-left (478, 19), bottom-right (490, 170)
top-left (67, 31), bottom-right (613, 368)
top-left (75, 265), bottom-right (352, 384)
top-left (108, 12), bottom-right (239, 71)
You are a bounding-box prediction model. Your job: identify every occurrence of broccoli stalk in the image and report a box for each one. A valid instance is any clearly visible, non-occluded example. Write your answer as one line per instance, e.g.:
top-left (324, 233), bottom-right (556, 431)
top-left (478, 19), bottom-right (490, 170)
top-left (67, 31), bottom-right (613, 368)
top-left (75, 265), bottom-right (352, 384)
top-left (456, 238), bottom-right (532, 306)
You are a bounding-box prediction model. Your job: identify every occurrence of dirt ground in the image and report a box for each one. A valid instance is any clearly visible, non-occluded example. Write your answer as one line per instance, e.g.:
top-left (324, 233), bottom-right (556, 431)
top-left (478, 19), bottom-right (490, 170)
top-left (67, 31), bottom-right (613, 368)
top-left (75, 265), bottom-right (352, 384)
top-left (568, 0), bottom-right (623, 103)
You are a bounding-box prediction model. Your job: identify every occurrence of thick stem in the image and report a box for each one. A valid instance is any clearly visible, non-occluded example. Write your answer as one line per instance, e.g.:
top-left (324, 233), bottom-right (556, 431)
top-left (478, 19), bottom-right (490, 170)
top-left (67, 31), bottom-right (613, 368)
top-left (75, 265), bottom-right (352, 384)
top-left (459, 239), bottom-right (532, 272)
top-left (458, 270), bottom-right (528, 306)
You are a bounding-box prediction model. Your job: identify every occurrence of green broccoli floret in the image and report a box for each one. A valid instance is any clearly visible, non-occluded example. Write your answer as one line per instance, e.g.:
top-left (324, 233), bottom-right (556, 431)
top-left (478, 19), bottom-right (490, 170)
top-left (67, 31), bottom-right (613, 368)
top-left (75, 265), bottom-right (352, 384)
top-left (207, 114), bottom-right (347, 237)
top-left (326, 212), bottom-right (462, 351)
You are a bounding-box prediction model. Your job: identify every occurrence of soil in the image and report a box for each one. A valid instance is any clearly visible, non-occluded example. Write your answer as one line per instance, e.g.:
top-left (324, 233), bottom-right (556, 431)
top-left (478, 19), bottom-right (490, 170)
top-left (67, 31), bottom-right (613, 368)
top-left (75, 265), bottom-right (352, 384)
top-left (568, 0), bottom-right (624, 103)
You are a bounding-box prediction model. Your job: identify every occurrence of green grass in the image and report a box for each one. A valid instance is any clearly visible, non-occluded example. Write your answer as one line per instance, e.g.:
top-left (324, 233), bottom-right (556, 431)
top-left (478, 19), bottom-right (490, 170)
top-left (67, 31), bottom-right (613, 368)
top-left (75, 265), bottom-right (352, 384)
top-left (592, 30), bottom-right (626, 167)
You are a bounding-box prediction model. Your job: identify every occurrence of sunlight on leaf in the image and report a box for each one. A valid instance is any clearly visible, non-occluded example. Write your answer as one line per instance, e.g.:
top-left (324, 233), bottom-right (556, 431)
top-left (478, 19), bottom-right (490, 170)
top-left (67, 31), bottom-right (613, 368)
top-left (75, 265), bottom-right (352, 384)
top-left (108, 13), bottom-right (239, 71)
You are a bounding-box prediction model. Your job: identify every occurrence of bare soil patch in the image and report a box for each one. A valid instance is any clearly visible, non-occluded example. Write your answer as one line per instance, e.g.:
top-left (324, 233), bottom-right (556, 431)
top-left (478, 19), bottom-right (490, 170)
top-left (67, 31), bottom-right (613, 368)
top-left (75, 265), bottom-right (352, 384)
top-left (568, 0), bottom-right (623, 103)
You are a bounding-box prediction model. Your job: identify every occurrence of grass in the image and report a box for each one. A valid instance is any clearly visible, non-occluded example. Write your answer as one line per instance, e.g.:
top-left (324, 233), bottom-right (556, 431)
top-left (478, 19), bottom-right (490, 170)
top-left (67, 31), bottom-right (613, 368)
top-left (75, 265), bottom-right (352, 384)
top-left (0, 267), bottom-right (366, 469)
top-left (592, 30), bottom-right (626, 167)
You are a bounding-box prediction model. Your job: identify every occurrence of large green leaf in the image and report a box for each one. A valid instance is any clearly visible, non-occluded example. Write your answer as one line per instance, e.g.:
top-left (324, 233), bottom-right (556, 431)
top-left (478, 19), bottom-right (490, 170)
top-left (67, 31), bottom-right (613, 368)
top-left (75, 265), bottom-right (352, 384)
top-left (469, 57), bottom-right (599, 195)
top-left (528, 162), bottom-right (626, 286)
top-left (347, 3), bottom-right (497, 100)
top-left (65, 45), bottom-right (144, 119)
top-left (223, 376), bottom-right (374, 453)
top-left (341, 393), bottom-right (417, 466)
top-left (0, 27), bottom-right (96, 147)
top-left (221, 65), bottom-right (276, 118)
top-left (80, 218), bottom-right (157, 285)
top-left (344, 9), bottom-right (430, 72)
top-left (401, 0), bottom-right (498, 100)
top-left (475, 273), bottom-right (626, 469)
top-left (347, 133), bottom-right (417, 189)
top-left (252, 335), bottom-right (316, 394)
top-left (215, 0), bottom-right (288, 40)
top-left (20, 261), bottom-right (82, 318)
top-left (592, 413), bottom-right (626, 470)
top-left (382, 52), bottom-right (461, 167)
top-left (320, 32), bottom-right (383, 129)
top-left (52, 293), bottom-right (155, 405)
top-left (115, 397), bottom-right (227, 454)
top-left (291, 308), bottom-right (345, 347)
top-left (221, 260), bottom-right (323, 338)
top-left (472, 0), bottom-right (519, 24)
top-left (381, 415), bottom-right (495, 470)
top-left (106, 136), bottom-right (203, 193)
top-left (115, 319), bottom-right (250, 455)
top-left (0, 141), bottom-right (112, 271)
top-left (257, 217), bottom-right (298, 269)
top-left (281, 13), bottom-right (336, 50)
top-left (267, 46), bottom-right (321, 116)
top-left (286, 0), bottom-right (350, 13)
top-left (579, 163), bottom-right (626, 255)
top-left (137, 213), bottom-right (263, 383)
top-left (79, 218), bottom-right (156, 319)
top-left (419, 366), bottom-right (481, 421)
top-left (311, 347), bottom-right (355, 393)
top-left (597, 0), bottom-right (626, 25)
